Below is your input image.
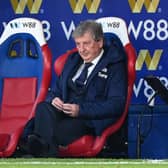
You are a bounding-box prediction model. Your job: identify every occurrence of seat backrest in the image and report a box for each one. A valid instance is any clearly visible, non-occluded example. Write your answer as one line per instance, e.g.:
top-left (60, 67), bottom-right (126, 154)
top-left (0, 17), bottom-right (52, 157)
top-left (55, 17), bottom-right (136, 157)
top-left (0, 17), bottom-right (52, 118)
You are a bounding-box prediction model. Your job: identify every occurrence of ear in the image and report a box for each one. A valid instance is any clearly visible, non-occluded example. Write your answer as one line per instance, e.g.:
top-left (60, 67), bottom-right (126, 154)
top-left (98, 38), bottom-right (104, 48)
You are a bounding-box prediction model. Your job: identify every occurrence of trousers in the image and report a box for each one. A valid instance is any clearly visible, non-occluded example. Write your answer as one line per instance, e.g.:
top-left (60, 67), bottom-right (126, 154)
top-left (33, 101), bottom-right (94, 147)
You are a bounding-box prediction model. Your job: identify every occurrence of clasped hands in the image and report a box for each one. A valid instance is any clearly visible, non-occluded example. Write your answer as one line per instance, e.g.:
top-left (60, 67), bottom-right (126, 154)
top-left (51, 97), bottom-right (79, 117)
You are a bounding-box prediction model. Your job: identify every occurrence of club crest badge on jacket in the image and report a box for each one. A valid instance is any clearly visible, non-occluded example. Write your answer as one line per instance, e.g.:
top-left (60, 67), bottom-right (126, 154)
top-left (98, 67), bottom-right (108, 79)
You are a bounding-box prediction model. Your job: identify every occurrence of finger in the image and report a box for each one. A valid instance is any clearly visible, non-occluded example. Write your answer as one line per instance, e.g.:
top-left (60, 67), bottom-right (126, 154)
top-left (55, 98), bottom-right (64, 104)
top-left (51, 101), bottom-right (62, 111)
top-left (51, 101), bottom-right (56, 107)
top-left (62, 104), bottom-right (72, 111)
top-left (63, 110), bottom-right (72, 114)
top-left (63, 103), bottom-right (72, 108)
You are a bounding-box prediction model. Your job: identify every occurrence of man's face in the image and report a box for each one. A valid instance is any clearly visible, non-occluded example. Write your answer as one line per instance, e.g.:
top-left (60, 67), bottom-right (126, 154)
top-left (74, 32), bottom-right (103, 62)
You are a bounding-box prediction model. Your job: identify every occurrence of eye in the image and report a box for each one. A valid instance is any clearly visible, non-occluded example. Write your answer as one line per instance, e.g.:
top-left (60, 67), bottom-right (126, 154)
top-left (75, 42), bottom-right (80, 47)
top-left (83, 41), bottom-right (92, 47)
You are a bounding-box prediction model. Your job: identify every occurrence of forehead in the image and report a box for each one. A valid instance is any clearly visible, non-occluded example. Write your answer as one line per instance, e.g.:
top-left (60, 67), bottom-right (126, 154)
top-left (74, 32), bottom-right (94, 42)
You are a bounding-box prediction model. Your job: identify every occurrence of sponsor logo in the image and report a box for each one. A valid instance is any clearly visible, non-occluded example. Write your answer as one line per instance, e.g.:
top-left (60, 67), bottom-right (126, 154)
top-left (136, 49), bottom-right (163, 70)
top-left (128, 0), bottom-right (160, 13)
top-left (134, 76), bottom-right (168, 104)
top-left (3, 20), bottom-right (51, 41)
top-left (128, 19), bottom-right (168, 41)
top-left (10, 0), bottom-right (42, 14)
top-left (69, 0), bottom-right (101, 13)
top-left (9, 22), bottom-right (37, 29)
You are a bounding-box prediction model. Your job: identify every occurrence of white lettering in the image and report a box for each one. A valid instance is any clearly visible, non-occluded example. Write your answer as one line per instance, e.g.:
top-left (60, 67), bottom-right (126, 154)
top-left (157, 19), bottom-right (168, 40)
top-left (22, 22), bottom-right (36, 28)
top-left (128, 19), bottom-right (168, 41)
top-left (133, 78), bottom-right (144, 97)
top-left (61, 21), bottom-right (76, 40)
top-left (41, 20), bottom-right (51, 41)
top-left (128, 20), bottom-right (143, 40)
top-left (143, 19), bottom-right (155, 41)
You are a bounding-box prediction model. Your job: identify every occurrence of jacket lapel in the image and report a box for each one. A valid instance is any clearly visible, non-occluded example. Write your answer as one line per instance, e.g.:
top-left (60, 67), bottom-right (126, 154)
top-left (62, 53), bottom-right (82, 100)
top-left (86, 50), bottom-right (112, 86)
top-left (86, 45), bottom-right (126, 86)
top-left (63, 53), bottom-right (82, 80)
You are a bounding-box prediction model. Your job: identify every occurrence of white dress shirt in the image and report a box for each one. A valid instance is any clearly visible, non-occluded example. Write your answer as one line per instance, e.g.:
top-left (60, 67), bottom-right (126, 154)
top-left (72, 49), bottom-right (104, 84)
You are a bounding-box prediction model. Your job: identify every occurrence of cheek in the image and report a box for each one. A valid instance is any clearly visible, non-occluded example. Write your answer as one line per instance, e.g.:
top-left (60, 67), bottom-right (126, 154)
top-left (90, 46), bottom-right (100, 55)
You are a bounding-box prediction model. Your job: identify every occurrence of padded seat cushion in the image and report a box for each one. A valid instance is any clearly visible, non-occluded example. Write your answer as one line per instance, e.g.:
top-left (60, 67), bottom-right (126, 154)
top-left (1, 77), bottom-right (37, 119)
top-left (0, 118), bottom-right (28, 133)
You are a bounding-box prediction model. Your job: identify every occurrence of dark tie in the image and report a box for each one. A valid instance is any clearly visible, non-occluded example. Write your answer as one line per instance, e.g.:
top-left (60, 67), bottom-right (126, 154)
top-left (75, 62), bottom-right (92, 87)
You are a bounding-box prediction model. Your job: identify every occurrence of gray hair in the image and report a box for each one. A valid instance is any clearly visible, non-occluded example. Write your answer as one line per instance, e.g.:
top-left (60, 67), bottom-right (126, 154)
top-left (72, 20), bottom-right (104, 41)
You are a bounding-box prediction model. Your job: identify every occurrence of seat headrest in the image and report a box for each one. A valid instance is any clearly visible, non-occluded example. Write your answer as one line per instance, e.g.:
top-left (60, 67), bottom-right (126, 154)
top-left (96, 17), bottom-right (130, 46)
top-left (0, 17), bottom-right (46, 46)
top-left (103, 33), bottom-right (123, 50)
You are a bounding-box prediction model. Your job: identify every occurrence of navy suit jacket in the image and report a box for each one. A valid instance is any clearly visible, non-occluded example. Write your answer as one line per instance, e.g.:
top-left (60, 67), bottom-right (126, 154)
top-left (47, 43), bottom-right (128, 135)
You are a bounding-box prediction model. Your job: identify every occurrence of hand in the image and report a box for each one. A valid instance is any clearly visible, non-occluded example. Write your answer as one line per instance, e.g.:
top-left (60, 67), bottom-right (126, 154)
top-left (62, 103), bottom-right (79, 117)
top-left (51, 97), bottom-right (64, 111)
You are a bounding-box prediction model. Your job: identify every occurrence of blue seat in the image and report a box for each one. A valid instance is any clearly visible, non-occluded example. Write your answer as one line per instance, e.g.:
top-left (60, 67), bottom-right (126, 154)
top-left (0, 17), bottom-right (52, 157)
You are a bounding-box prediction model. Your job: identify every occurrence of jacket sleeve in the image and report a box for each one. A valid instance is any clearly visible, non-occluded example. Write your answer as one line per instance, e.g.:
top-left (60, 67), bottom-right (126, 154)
top-left (45, 76), bottom-right (63, 103)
